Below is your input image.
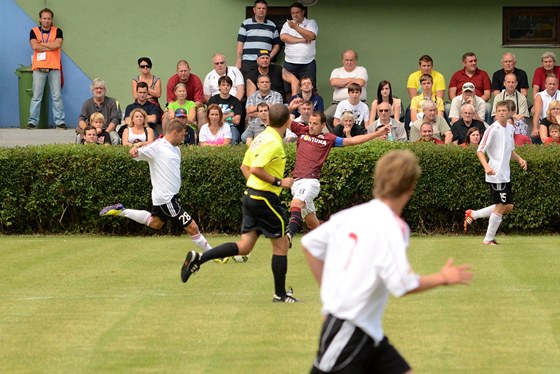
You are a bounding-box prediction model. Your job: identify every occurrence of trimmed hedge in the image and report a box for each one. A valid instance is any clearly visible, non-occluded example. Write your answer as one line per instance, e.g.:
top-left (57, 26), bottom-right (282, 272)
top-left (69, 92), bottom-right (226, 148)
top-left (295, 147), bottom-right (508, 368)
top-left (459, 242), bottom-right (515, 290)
top-left (1, 142), bottom-right (558, 234)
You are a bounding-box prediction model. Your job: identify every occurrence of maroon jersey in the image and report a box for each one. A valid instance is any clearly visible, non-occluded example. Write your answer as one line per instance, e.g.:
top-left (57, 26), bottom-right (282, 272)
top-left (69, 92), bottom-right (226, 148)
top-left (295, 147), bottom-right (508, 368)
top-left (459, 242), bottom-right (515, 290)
top-left (290, 121), bottom-right (343, 179)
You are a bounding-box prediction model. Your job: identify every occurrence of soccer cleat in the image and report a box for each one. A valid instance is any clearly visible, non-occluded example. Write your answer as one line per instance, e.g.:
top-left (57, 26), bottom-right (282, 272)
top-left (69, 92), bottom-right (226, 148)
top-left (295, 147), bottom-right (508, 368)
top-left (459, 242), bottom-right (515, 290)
top-left (483, 239), bottom-right (499, 246)
top-left (464, 209), bottom-right (474, 233)
top-left (99, 203), bottom-right (125, 217)
top-left (181, 251), bottom-right (202, 283)
top-left (286, 232), bottom-right (293, 249)
top-left (214, 257), bottom-right (229, 264)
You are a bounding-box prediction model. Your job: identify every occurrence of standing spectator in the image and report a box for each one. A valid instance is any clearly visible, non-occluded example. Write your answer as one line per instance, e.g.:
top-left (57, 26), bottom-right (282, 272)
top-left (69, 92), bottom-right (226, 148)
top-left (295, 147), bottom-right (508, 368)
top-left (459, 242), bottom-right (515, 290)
top-left (131, 57), bottom-right (163, 116)
top-left (410, 101), bottom-right (452, 143)
top-left (288, 76), bottom-right (324, 118)
top-left (491, 53), bottom-right (529, 97)
top-left (532, 51), bottom-right (560, 100)
top-left (28, 8), bottom-right (66, 130)
top-left (235, 0), bottom-right (280, 78)
top-left (124, 82), bottom-right (160, 136)
top-left (203, 53), bottom-right (245, 102)
top-left (245, 49), bottom-right (299, 102)
top-left (280, 2), bottom-right (318, 86)
top-left (166, 60), bottom-right (205, 127)
top-left (452, 104), bottom-right (486, 145)
top-left (449, 82), bottom-right (486, 124)
top-left (78, 78), bottom-right (122, 145)
top-left (302, 150), bottom-right (472, 373)
top-left (406, 54), bottom-right (446, 100)
top-left (369, 80), bottom-right (401, 122)
top-left (533, 75), bottom-right (560, 141)
top-left (208, 76), bottom-right (243, 143)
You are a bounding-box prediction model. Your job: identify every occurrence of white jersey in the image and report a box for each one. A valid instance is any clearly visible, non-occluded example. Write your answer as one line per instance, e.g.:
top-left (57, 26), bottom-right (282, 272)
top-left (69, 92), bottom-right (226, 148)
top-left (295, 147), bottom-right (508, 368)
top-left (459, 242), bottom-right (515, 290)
top-left (477, 121), bottom-right (515, 183)
top-left (203, 66), bottom-right (244, 98)
top-left (301, 199), bottom-right (420, 343)
top-left (136, 137), bottom-right (181, 205)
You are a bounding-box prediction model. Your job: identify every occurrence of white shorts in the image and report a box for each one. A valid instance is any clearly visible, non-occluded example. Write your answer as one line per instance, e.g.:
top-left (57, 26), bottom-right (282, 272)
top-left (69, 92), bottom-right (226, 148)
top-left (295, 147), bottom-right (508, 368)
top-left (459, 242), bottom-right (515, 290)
top-left (291, 178), bottom-right (320, 217)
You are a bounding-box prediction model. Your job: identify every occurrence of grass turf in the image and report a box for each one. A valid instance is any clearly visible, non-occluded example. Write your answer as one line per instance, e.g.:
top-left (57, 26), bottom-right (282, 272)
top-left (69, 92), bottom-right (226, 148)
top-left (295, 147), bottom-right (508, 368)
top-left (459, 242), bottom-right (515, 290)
top-left (0, 235), bottom-right (558, 373)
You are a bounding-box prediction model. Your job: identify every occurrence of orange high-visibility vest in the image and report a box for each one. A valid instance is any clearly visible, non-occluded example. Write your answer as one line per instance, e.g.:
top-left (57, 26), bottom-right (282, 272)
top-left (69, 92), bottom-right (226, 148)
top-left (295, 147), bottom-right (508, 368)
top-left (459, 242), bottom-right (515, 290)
top-left (31, 26), bottom-right (61, 70)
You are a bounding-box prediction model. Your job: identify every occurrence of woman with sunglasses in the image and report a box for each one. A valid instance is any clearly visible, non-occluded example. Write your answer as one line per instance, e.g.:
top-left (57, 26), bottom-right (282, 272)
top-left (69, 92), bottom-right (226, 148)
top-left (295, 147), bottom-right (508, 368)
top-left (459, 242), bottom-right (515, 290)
top-left (132, 57), bottom-right (163, 115)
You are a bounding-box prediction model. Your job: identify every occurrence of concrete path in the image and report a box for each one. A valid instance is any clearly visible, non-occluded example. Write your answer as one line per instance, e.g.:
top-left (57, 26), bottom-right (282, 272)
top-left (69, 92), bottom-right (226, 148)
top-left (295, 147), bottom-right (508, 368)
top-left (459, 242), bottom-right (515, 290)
top-left (0, 128), bottom-right (77, 147)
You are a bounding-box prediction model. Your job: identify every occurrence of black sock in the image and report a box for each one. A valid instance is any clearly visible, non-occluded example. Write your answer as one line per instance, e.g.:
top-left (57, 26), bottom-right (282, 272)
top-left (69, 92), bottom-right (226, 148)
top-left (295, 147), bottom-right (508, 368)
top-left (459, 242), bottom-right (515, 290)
top-left (288, 208), bottom-right (302, 236)
top-left (200, 242), bottom-right (239, 264)
top-left (271, 254), bottom-right (287, 297)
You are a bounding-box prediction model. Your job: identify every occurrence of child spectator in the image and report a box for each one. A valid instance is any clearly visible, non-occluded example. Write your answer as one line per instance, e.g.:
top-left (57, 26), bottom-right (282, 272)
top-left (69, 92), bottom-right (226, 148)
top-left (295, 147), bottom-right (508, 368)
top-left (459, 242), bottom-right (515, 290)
top-left (544, 123), bottom-right (560, 144)
top-left (90, 112), bottom-right (111, 145)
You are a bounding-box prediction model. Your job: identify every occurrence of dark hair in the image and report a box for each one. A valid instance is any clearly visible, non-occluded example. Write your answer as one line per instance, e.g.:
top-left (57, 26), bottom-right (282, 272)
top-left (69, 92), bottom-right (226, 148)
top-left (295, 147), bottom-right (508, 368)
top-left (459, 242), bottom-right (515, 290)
top-left (254, 0), bottom-right (268, 5)
top-left (137, 57), bottom-right (152, 68)
top-left (290, 2), bottom-right (305, 11)
top-left (136, 81), bottom-right (149, 90)
top-left (377, 80), bottom-right (394, 106)
top-left (218, 76), bottom-right (233, 86)
top-left (347, 83), bottom-right (361, 93)
top-left (310, 111), bottom-right (326, 124)
top-left (462, 52), bottom-right (476, 62)
top-left (39, 8), bottom-right (54, 18)
top-left (418, 55), bottom-right (433, 64)
top-left (268, 104), bottom-right (289, 128)
top-left (464, 127), bottom-right (480, 145)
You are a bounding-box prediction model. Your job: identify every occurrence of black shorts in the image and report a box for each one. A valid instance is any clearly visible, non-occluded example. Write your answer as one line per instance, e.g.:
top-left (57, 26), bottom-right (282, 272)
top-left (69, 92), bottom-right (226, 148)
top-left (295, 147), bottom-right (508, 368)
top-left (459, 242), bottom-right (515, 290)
top-left (311, 315), bottom-right (411, 374)
top-left (151, 195), bottom-right (193, 228)
top-left (490, 182), bottom-right (514, 205)
top-left (241, 188), bottom-right (287, 239)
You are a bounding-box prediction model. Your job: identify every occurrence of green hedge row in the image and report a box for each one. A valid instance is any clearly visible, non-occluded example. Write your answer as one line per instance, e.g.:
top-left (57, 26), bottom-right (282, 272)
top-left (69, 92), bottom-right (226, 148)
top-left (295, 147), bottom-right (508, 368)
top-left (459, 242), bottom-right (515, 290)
top-left (1, 142), bottom-right (559, 235)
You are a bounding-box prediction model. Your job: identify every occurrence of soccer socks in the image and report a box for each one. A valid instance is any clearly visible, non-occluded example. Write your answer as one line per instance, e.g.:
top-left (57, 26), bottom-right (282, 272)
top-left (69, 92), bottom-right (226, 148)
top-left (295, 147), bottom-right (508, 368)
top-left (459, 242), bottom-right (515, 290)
top-left (472, 205), bottom-right (496, 220)
top-left (119, 209), bottom-right (152, 225)
top-left (200, 242), bottom-right (239, 264)
top-left (271, 255), bottom-right (288, 298)
top-left (288, 207), bottom-right (303, 236)
top-left (190, 232), bottom-right (212, 252)
top-left (484, 212), bottom-right (503, 242)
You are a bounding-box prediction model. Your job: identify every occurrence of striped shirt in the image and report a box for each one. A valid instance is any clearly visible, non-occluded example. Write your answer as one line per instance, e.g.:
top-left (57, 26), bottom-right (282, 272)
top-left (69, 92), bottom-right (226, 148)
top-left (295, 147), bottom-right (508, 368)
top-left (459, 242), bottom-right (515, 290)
top-left (237, 17), bottom-right (280, 62)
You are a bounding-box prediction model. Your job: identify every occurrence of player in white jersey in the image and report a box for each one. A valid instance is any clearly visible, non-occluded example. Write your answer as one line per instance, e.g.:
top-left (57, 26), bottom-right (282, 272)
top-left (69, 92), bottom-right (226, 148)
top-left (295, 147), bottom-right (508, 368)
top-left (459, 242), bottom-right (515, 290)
top-left (464, 100), bottom-right (528, 245)
top-left (302, 150), bottom-right (473, 373)
top-left (99, 120), bottom-right (213, 267)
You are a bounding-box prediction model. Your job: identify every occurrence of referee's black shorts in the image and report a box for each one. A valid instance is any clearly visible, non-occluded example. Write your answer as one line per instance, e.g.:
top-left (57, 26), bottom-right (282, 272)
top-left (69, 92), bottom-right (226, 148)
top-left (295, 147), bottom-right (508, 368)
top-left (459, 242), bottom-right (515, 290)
top-left (241, 188), bottom-right (287, 239)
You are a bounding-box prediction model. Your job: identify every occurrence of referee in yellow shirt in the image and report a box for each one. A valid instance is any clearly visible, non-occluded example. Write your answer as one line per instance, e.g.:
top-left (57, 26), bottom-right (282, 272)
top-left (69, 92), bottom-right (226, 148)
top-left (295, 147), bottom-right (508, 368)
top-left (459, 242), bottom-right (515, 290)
top-left (181, 104), bottom-right (299, 303)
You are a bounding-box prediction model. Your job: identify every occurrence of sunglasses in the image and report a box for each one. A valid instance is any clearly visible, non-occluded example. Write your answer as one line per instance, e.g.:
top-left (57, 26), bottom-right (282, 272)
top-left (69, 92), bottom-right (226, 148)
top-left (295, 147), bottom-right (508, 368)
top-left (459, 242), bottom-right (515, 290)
top-left (139, 65), bottom-right (151, 69)
top-left (378, 109), bottom-right (390, 113)
top-left (214, 61), bottom-right (226, 65)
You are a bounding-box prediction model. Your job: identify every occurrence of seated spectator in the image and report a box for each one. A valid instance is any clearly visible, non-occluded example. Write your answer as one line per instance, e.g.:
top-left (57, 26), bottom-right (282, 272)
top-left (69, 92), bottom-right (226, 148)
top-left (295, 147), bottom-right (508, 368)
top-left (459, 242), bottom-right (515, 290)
top-left (245, 103), bottom-right (296, 145)
top-left (203, 53), bottom-right (244, 102)
top-left (460, 127), bottom-right (481, 148)
top-left (288, 76), bottom-right (324, 118)
top-left (538, 100), bottom-right (560, 143)
top-left (132, 57), bottom-right (163, 116)
top-left (410, 74), bottom-right (444, 122)
top-left (417, 122), bottom-right (444, 144)
top-left (492, 74), bottom-right (530, 135)
top-left (122, 108), bottom-right (155, 147)
top-left (199, 104), bottom-right (232, 146)
top-left (491, 53), bottom-right (529, 97)
top-left (293, 100), bottom-right (313, 124)
top-left (163, 83), bottom-right (196, 133)
top-left (407, 54), bottom-right (446, 100)
top-left (78, 78), bottom-right (122, 145)
top-left (544, 123), bottom-right (560, 144)
top-left (245, 74), bottom-right (283, 128)
top-left (449, 82), bottom-right (486, 124)
top-left (410, 101), bottom-right (452, 143)
top-left (532, 51), bottom-right (560, 100)
top-left (174, 108), bottom-right (196, 146)
top-left (533, 76), bottom-right (560, 141)
top-left (89, 112), bottom-right (111, 145)
top-left (245, 49), bottom-right (299, 102)
top-left (452, 104), bottom-right (486, 145)
top-left (369, 80), bottom-right (401, 122)
top-left (333, 111), bottom-right (366, 138)
top-left (124, 81), bottom-right (160, 137)
top-left (367, 102), bottom-right (407, 141)
top-left (208, 76), bottom-right (243, 144)
top-left (333, 83), bottom-right (369, 128)
top-left (504, 100), bottom-right (532, 146)
top-left (82, 125), bottom-right (98, 145)
top-left (166, 60), bottom-right (205, 127)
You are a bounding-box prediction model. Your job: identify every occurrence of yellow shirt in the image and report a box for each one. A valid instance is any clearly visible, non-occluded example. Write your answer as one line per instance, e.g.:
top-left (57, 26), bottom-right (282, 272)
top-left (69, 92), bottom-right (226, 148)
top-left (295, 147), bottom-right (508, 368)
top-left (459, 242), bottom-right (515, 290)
top-left (242, 126), bottom-right (286, 195)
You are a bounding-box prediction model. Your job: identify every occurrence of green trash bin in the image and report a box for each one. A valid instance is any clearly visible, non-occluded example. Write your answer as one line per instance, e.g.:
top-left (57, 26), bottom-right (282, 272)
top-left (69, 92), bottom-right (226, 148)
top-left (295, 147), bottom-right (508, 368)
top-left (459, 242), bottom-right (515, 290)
top-left (15, 66), bottom-right (49, 129)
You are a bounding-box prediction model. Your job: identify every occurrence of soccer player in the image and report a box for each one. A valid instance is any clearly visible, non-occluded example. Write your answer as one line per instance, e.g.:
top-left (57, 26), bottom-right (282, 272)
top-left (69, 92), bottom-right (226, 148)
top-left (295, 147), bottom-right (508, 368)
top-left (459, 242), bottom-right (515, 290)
top-left (181, 104), bottom-right (298, 302)
top-left (464, 100), bottom-right (528, 245)
top-left (99, 120), bottom-right (213, 257)
top-left (286, 111), bottom-right (389, 243)
top-left (302, 150), bottom-right (473, 373)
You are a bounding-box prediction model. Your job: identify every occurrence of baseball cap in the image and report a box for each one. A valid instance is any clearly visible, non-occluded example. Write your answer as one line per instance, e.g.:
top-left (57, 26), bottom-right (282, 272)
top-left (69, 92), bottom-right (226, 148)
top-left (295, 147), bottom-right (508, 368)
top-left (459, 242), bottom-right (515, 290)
top-left (175, 108), bottom-right (187, 117)
top-left (462, 82), bottom-right (475, 92)
top-left (257, 49), bottom-right (270, 58)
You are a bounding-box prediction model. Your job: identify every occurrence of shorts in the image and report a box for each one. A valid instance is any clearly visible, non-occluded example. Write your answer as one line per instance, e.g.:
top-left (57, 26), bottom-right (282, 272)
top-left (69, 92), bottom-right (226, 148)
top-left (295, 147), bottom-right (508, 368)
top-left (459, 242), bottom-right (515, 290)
top-left (490, 182), bottom-right (513, 205)
top-left (151, 195), bottom-right (193, 228)
top-left (241, 188), bottom-right (287, 239)
top-left (291, 178), bottom-right (321, 217)
top-left (311, 315), bottom-right (411, 374)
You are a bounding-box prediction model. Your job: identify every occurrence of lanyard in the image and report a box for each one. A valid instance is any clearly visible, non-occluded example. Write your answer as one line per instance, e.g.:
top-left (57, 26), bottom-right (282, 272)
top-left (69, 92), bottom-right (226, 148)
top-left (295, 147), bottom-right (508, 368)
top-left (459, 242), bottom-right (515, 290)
top-left (40, 28), bottom-right (51, 43)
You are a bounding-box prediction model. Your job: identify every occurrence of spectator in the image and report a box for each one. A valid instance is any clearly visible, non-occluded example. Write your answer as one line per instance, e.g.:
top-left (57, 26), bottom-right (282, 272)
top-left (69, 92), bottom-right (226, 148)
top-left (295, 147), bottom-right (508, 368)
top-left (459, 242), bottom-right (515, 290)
top-left (28, 8), bottom-right (66, 130)
top-left (544, 123), bottom-right (560, 144)
top-left (406, 54), bottom-right (446, 100)
top-left (417, 122), bottom-right (445, 144)
top-left (410, 74), bottom-right (444, 122)
top-left (124, 81), bottom-right (160, 136)
top-left (461, 127), bottom-right (481, 148)
top-left (245, 49), bottom-right (299, 102)
top-left (367, 102), bottom-right (407, 141)
top-left (174, 108), bottom-right (197, 146)
top-left (533, 76), bottom-right (560, 141)
top-left (325, 50), bottom-right (368, 129)
top-left (78, 78), bottom-right (122, 145)
top-left (532, 51), bottom-right (560, 100)
top-left (293, 100), bottom-right (313, 124)
top-left (199, 104), bottom-right (232, 147)
top-left (491, 53), bottom-right (529, 97)
top-left (82, 125), bottom-right (98, 145)
top-left (369, 80), bottom-right (401, 122)
top-left (89, 113), bottom-right (111, 145)
top-left (452, 104), bottom-right (486, 145)
top-left (245, 74), bottom-right (283, 128)
top-left (333, 83), bottom-right (369, 128)
top-left (410, 101), bottom-right (452, 143)
top-left (280, 2), bottom-right (318, 85)
top-left (504, 100), bottom-right (532, 146)
top-left (449, 82), bottom-right (486, 124)
top-left (122, 108), bottom-right (155, 148)
top-left (538, 100), bottom-right (560, 143)
top-left (235, 0), bottom-right (280, 78)
top-left (288, 76), bottom-right (324, 118)
top-left (203, 53), bottom-right (245, 102)
top-left (163, 83), bottom-right (196, 133)
top-left (208, 76), bottom-right (243, 144)
top-left (492, 73), bottom-right (529, 135)
top-left (166, 60), bottom-right (205, 127)
top-left (131, 57), bottom-right (163, 116)
top-left (245, 103), bottom-right (296, 145)
top-left (333, 111), bottom-right (366, 138)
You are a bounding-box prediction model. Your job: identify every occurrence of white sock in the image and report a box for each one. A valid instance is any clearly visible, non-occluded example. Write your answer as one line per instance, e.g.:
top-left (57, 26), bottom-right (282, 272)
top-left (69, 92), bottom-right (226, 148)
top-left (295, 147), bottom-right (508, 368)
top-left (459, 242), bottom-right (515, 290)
top-left (483, 212), bottom-right (502, 242)
top-left (473, 205), bottom-right (496, 220)
top-left (190, 233), bottom-right (212, 252)
top-left (119, 209), bottom-right (152, 226)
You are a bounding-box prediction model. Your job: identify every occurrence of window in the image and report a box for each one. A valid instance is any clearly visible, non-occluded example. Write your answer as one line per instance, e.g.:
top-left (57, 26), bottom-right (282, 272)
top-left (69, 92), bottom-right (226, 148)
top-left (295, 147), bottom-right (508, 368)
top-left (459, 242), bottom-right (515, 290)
top-left (503, 7), bottom-right (560, 47)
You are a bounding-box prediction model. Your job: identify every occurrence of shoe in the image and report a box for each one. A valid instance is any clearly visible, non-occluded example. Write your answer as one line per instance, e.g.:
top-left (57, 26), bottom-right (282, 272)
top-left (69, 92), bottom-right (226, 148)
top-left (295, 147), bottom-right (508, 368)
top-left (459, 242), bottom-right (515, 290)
top-left (483, 239), bottom-right (499, 246)
top-left (181, 251), bottom-right (202, 283)
top-left (464, 209), bottom-right (474, 233)
top-left (56, 123), bottom-right (67, 130)
top-left (273, 287), bottom-right (299, 303)
top-left (214, 257), bottom-right (229, 264)
top-left (27, 123), bottom-right (36, 129)
top-left (286, 232), bottom-right (293, 249)
top-left (99, 203), bottom-right (125, 216)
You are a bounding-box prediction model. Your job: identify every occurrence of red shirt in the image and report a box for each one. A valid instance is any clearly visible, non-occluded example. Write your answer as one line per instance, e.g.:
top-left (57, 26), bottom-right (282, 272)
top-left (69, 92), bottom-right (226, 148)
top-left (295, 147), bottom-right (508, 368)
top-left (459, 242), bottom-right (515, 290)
top-left (417, 138), bottom-right (444, 144)
top-left (449, 68), bottom-right (491, 98)
top-left (166, 73), bottom-right (204, 103)
top-left (544, 136), bottom-right (560, 144)
top-left (532, 66), bottom-right (560, 92)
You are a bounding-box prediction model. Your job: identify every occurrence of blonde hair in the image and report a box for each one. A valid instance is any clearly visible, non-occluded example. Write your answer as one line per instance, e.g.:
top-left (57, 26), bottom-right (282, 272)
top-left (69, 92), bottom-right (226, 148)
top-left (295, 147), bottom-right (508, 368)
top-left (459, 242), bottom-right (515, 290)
top-left (373, 150), bottom-right (421, 199)
top-left (546, 100), bottom-right (560, 121)
top-left (89, 112), bottom-right (105, 124)
top-left (128, 108), bottom-right (148, 128)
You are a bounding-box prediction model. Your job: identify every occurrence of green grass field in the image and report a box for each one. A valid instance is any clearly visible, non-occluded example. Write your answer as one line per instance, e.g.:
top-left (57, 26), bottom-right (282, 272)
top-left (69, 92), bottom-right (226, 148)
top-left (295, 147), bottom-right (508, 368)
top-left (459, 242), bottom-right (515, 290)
top-left (0, 235), bottom-right (558, 373)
